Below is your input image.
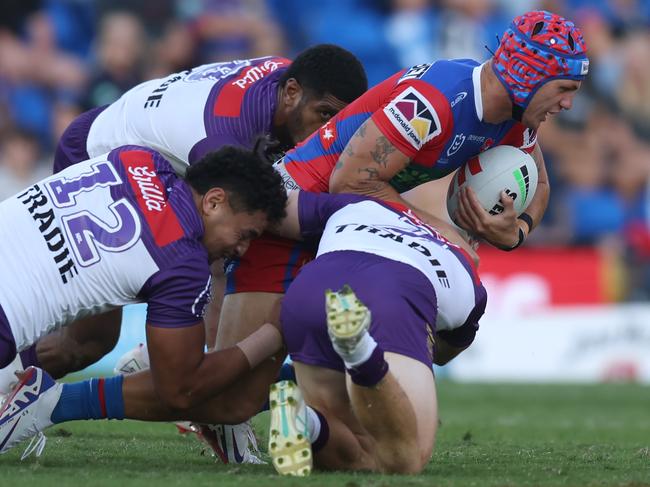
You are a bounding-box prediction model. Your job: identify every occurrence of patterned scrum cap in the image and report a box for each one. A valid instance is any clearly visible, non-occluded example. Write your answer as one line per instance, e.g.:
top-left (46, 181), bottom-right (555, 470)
top-left (492, 10), bottom-right (589, 120)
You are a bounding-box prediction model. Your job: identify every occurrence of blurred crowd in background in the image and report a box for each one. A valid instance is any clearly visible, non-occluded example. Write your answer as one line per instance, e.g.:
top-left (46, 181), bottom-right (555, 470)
top-left (1, 0), bottom-right (649, 298)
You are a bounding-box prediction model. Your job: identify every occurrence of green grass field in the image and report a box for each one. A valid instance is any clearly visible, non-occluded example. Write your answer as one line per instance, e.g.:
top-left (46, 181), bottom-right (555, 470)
top-left (2, 382), bottom-right (649, 487)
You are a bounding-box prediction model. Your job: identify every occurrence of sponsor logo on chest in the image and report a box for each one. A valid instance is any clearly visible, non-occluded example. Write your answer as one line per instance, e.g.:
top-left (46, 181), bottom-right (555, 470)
top-left (384, 87), bottom-right (441, 150)
top-left (120, 150), bottom-right (184, 247)
top-left (127, 166), bottom-right (167, 213)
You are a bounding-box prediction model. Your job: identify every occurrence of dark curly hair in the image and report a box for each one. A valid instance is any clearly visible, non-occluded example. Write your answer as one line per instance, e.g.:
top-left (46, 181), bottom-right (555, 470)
top-left (280, 44), bottom-right (368, 103)
top-left (184, 146), bottom-right (287, 225)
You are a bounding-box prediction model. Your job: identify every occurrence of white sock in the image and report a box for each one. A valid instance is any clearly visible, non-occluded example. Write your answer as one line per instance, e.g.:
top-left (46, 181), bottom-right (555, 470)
top-left (0, 354), bottom-right (23, 395)
top-left (335, 331), bottom-right (378, 369)
top-left (305, 406), bottom-right (321, 444)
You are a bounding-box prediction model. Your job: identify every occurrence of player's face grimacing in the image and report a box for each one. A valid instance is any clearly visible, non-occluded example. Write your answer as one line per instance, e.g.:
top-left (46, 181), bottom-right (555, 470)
top-left (198, 188), bottom-right (268, 262)
top-left (287, 92), bottom-right (348, 144)
top-left (522, 79), bottom-right (582, 130)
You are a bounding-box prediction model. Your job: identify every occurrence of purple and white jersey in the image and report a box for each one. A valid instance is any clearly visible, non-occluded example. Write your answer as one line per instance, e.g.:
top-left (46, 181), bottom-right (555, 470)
top-left (298, 191), bottom-right (485, 332)
top-left (86, 57), bottom-right (290, 174)
top-left (0, 146), bottom-right (211, 351)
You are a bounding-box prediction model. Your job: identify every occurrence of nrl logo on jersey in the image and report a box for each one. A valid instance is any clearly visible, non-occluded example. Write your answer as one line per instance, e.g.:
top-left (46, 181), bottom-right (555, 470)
top-left (384, 87), bottom-right (441, 150)
top-left (447, 133), bottom-right (466, 157)
top-left (399, 63), bottom-right (432, 82)
top-left (184, 60), bottom-right (251, 82)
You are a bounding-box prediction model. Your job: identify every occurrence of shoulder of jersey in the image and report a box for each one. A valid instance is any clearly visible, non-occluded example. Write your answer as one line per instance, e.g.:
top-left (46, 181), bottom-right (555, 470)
top-left (404, 59), bottom-right (478, 96)
top-left (111, 145), bottom-right (176, 174)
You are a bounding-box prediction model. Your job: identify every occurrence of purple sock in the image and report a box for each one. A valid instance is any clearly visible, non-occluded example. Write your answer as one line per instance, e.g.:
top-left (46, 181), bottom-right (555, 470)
top-left (19, 344), bottom-right (41, 368)
top-left (347, 346), bottom-right (389, 387)
top-left (311, 409), bottom-right (330, 453)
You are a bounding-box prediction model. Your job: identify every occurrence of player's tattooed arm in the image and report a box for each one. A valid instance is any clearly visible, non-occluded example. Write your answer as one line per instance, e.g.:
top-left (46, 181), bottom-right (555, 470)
top-left (369, 135), bottom-right (397, 168)
top-left (329, 118), bottom-right (410, 203)
top-left (356, 167), bottom-right (384, 193)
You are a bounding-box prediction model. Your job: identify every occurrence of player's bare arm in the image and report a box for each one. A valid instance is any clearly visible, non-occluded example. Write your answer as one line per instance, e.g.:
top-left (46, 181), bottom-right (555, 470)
top-left (144, 320), bottom-right (282, 411)
top-left (454, 143), bottom-right (549, 249)
top-left (329, 118), bottom-right (410, 203)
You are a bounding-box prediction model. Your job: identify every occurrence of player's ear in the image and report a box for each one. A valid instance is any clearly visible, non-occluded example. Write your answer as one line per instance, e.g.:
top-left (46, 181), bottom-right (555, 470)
top-left (281, 78), bottom-right (303, 109)
top-left (202, 187), bottom-right (227, 215)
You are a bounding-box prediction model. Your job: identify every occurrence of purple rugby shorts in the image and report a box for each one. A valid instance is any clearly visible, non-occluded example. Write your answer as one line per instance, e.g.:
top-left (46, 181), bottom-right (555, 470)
top-left (281, 250), bottom-right (437, 371)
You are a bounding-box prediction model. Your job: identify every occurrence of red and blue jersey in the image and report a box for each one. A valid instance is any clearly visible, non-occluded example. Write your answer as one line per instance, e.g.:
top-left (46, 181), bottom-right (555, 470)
top-left (283, 59), bottom-right (537, 193)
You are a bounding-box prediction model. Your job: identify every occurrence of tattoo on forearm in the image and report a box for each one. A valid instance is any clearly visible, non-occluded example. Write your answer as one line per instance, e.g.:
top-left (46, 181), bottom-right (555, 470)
top-left (359, 167), bottom-right (379, 179)
top-left (357, 167), bottom-right (384, 192)
top-left (356, 122), bottom-right (367, 138)
top-left (370, 136), bottom-right (396, 168)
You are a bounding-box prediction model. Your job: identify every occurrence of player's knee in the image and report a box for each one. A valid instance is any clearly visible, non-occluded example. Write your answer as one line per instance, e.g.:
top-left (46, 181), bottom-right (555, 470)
top-left (379, 451), bottom-right (427, 474)
top-left (377, 438), bottom-right (428, 474)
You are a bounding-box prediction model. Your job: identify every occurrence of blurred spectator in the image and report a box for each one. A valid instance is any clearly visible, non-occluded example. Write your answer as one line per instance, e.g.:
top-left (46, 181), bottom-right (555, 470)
top-left (146, 21), bottom-right (198, 79)
top-left (0, 129), bottom-right (49, 199)
top-left (82, 12), bottom-right (146, 110)
top-left (268, 0), bottom-right (399, 85)
top-left (616, 30), bottom-right (650, 137)
top-left (180, 0), bottom-right (285, 62)
top-left (434, 0), bottom-right (508, 61)
top-left (385, 0), bottom-right (437, 68)
top-left (95, 0), bottom-right (177, 38)
top-left (0, 6), bottom-right (87, 144)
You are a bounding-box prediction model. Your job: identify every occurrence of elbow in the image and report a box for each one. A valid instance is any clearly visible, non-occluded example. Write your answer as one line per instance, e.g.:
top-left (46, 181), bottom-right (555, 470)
top-left (329, 177), bottom-right (349, 194)
top-left (330, 173), bottom-right (365, 194)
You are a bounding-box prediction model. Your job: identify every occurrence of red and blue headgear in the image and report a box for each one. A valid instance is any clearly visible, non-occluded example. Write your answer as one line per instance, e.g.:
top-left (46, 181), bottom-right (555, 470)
top-left (492, 10), bottom-right (589, 121)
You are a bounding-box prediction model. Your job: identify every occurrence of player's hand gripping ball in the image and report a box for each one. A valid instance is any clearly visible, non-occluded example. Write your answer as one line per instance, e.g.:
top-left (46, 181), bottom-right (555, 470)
top-left (447, 145), bottom-right (538, 223)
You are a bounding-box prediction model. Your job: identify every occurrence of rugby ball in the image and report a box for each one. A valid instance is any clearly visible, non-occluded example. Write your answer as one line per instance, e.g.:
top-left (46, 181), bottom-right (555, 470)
top-left (447, 145), bottom-right (538, 222)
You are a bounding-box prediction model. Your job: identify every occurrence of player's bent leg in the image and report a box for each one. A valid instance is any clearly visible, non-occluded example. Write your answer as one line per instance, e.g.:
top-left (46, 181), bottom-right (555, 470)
top-left (217, 292), bottom-right (283, 346)
top-left (349, 352), bottom-right (437, 473)
top-left (203, 260), bottom-right (226, 350)
top-left (216, 291), bottom-right (284, 416)
top-left (292, 362), bottom-right (378, 472)
top-left (35, 309), bottom-right (122, 378)
top-left (278, 253), bottom-right (439, 473)
top-left (326, 287), bottom-right (436, 473)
